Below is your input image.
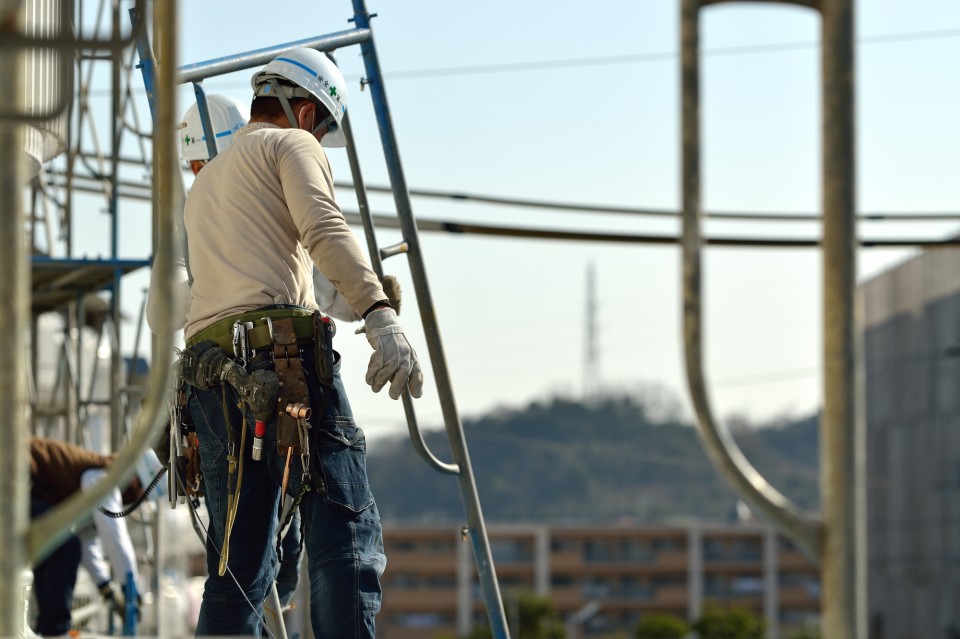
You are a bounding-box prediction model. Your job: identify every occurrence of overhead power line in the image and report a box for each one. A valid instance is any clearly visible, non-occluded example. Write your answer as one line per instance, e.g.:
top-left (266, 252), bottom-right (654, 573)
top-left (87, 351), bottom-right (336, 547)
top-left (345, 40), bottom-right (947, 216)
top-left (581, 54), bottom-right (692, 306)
top-left (340, 211), bottom-right (960, 249)
top-left (45, 173), bottom-right (960, 247)
top-left (374, 27), bottom-right (960, 80)
top-left (90, 25), bottom-right (960, 97)
top-left (338, 182), bottom-right (960, 223)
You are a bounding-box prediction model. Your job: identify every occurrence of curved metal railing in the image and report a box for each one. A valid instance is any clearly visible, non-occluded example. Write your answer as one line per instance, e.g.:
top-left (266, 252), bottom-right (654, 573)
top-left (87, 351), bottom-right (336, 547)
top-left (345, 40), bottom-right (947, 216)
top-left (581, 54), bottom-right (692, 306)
top-left (680, 1), bottom-right (864, 638)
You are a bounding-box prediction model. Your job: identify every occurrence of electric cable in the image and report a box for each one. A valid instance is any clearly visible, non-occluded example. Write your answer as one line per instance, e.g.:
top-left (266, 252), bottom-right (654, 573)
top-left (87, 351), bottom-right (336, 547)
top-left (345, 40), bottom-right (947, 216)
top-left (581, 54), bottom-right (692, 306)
top-left (338, 182), bottom-right (960, 223)
top-left (98, 467), bottom-right (167, 519)
top-left (121, 25), bottom-right (960, 94)
top-left (373, 27), bottom-right (960, 80)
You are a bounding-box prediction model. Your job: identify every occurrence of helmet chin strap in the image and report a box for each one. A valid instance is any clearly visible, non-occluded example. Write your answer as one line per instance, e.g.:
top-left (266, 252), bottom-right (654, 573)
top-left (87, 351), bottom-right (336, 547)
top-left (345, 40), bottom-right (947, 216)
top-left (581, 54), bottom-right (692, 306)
top-left (313, 115), bottom-right (336, 136)
top-left (275, 90), bottom-right (300, 129)
top-left (255, 79), bottom-right (332, 134)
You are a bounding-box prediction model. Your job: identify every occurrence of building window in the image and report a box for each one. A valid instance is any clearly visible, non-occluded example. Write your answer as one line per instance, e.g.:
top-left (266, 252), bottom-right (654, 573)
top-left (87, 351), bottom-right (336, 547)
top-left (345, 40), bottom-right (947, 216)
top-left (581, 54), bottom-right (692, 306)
top-left (551, 537), bottom-right (580, 553)
top-left (428, 575), bottom-right (456, 588)
top-left (582, 578), bottom-right (611, 598)
top-left (389, 573), bottom-right (419, 588)
top-left (617, 576), bottom-right (655, 599)
top-left (387, 540), bottom-right (416, 552)
top-left (652, 536), bottom-right (683, 552)
top-left (704, 537), bottom-right (762, 562)
top-left (704, 573), bottom-right (763, 598)
top-left (428, 539), bottom-right (455, 553)
top-left (730, 576), bottom-right (764, 595)
top-left (491, 539), bottom-right (533, 563)
top-left (780, 572), bottom-right (820, 598)
top-left (394, 612), bottom-right (451, 629)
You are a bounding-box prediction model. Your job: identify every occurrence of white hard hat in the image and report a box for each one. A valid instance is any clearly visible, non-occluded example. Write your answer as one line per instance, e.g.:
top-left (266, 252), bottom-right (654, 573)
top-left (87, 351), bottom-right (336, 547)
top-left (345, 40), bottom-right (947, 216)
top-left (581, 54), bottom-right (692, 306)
top-left (250, 47), bottom-right (347, 148)
top-left (179, 94), bottom-right (249, 161)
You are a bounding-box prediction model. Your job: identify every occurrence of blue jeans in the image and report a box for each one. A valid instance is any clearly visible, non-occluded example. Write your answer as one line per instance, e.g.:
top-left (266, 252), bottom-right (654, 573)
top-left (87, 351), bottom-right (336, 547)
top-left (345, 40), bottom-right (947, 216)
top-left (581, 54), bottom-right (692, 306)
top-left (188, 348), bottom-right (385, 638)
top-left (276, 506), bottom-right (302, 607)
top-left (31, 497), bottom-right (82, 636)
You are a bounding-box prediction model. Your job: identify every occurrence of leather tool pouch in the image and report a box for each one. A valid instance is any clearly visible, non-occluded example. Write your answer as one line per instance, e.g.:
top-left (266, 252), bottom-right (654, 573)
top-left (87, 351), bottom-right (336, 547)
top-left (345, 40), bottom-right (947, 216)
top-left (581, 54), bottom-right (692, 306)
top-left (271, 317), bottom-right (310, 455)
top-left (313, 311), bottom-right (335, 386)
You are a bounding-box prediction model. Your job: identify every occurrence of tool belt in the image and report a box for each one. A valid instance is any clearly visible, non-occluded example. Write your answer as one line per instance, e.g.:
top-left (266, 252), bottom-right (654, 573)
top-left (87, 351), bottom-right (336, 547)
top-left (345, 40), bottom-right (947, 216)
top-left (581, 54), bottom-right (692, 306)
top-left (187, 307), bottom-right (315, 352)
top-left (183, 306), bottom-right (337, 454)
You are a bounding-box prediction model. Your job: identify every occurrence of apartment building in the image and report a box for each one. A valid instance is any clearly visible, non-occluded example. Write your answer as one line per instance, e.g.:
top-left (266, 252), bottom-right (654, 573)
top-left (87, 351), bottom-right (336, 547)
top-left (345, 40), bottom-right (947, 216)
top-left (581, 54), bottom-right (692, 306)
top-left (379, 523), bottom-right (820, 639)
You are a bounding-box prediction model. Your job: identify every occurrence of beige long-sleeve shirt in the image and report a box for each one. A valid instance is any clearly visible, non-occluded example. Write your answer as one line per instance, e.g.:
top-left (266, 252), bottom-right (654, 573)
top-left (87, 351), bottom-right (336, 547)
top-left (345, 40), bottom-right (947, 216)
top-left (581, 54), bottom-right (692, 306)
top-left (183, 122), bottom-right (384, 339)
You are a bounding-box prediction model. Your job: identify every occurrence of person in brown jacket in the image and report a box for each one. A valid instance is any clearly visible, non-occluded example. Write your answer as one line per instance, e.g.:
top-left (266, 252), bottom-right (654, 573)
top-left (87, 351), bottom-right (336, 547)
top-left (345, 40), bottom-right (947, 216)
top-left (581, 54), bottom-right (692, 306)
top-left (29, 437), bottom-right (155, 635)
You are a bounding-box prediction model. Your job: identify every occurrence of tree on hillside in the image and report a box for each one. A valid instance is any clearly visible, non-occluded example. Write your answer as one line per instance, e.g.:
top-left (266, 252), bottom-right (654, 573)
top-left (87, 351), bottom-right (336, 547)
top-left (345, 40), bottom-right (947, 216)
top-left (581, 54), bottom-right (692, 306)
top-left (634, 612), bottom-right (689, 639)
top-left (457, 593), bottom-right (564, 639)
top-left (693, 604), bottom-right (764, 639)
top-left (368, 394), bottom-right (819, 524)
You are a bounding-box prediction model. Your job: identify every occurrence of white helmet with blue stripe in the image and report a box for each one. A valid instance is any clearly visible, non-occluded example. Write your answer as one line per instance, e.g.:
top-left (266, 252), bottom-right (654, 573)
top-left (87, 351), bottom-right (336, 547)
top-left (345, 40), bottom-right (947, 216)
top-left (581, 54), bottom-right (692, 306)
top-left (250, 47), bottom-right (347, 148)
top-left (179, 94), bottom-right (249, 161)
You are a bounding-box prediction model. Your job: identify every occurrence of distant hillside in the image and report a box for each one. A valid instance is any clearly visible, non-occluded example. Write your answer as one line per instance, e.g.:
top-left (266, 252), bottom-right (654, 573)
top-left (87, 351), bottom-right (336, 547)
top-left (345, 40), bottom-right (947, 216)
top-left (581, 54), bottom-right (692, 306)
top-left (366, 395), bottom-right (820, 525)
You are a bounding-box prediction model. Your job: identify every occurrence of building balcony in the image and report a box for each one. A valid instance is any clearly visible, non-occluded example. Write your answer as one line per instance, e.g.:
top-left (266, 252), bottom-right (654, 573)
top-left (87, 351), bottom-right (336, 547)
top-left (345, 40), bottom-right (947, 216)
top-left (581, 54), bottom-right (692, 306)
top-left (381, 587), bottom-right (459, 610)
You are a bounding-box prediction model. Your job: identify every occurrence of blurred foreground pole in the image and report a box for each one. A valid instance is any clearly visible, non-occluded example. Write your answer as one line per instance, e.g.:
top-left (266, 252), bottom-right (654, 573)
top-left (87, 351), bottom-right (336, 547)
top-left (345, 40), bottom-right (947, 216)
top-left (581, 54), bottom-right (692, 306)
top-left (681, 0), bottom-right (863, 637)
top-left (820, 1), bottom-right (865, 637)
top-left (0, 0), bottom-right (30, 634)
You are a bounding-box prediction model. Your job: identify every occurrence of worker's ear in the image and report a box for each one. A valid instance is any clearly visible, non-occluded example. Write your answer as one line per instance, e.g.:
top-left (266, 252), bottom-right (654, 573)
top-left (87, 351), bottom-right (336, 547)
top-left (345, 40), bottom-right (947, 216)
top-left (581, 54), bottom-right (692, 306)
top-left (296, 101), bottom-right (315, 132)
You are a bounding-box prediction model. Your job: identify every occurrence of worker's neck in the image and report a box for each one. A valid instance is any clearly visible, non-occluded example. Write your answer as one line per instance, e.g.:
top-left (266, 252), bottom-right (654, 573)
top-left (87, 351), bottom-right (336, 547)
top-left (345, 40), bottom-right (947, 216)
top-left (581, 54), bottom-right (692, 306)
top-left (250, 115), bottom-right (285, 127)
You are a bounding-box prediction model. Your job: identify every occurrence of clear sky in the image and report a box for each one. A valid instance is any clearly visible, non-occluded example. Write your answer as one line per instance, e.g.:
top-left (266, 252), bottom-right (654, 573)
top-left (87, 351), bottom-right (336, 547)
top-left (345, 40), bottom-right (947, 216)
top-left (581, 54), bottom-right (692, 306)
top-left (87, 0), bottom-right (960, 442)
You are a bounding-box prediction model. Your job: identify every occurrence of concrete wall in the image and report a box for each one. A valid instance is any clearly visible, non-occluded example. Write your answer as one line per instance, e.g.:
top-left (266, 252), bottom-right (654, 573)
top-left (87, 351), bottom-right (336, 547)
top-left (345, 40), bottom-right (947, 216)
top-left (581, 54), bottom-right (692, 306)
top-left (861, 248), bottom-right (960, 639)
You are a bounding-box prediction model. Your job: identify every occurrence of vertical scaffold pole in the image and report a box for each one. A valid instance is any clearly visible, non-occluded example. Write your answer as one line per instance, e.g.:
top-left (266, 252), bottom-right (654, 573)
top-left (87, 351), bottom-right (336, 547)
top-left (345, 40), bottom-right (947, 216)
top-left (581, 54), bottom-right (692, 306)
top-left (0, 1), bottom-right (29, 633)
top-left (820, 1), bottom-right (865, 637)
top-left (349, 2), bottom-right (511, 636)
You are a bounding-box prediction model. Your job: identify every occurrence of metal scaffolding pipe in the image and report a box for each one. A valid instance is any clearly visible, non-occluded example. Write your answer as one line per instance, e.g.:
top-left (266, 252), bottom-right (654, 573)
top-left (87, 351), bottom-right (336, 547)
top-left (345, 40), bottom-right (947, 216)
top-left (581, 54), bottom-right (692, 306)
top-left (339, 109), bottom-right (458, 476)
top-left (680, 0), bottom-right (821, 562)
top-left (175, 29), bottom-right (371, 84)
top-left (679, 0), bottom-right (865, 636)
top-left (350, 1), bottom-right (510, 635)
top-left (0, 1), bottom-right (30, 631)
top-left (27, 0), bottom-right (177, 574)
top-left (820, 1), bottom-right (865, 637)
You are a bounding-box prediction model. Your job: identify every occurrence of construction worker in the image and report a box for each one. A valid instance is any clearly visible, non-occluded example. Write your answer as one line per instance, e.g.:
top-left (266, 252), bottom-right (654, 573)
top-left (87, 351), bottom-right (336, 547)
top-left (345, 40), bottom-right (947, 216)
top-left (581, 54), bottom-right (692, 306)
top-left (28, 436), bottom-right (160, 635)
top-left (151, 93), bottom-right (406, 615)
top-left (181, 48), bottom-right (422, 636)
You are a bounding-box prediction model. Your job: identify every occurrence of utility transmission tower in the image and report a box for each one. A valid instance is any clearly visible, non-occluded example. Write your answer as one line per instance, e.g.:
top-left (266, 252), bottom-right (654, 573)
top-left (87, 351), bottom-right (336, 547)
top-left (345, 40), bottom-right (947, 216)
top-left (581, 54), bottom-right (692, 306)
top-left (583, 261), bottom-right (599, 399)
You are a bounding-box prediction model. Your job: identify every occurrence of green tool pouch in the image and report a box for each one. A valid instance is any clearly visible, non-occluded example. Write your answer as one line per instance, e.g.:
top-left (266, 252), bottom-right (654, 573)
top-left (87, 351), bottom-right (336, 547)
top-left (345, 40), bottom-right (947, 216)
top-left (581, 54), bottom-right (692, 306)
top-left (271, 317), bottom-right (311, 455)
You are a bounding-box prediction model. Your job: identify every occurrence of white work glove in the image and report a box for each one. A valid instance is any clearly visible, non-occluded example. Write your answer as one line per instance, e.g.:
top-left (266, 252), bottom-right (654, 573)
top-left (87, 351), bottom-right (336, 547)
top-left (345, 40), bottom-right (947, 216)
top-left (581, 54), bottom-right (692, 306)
top-left (356, 307), bottom-right (423, 399)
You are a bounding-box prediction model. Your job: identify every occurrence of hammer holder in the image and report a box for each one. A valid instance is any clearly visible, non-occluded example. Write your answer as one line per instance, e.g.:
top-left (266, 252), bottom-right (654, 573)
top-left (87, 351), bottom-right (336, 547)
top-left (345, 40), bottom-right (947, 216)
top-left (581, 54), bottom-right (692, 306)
top-left (271, 317), bottom-right (310, 455)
